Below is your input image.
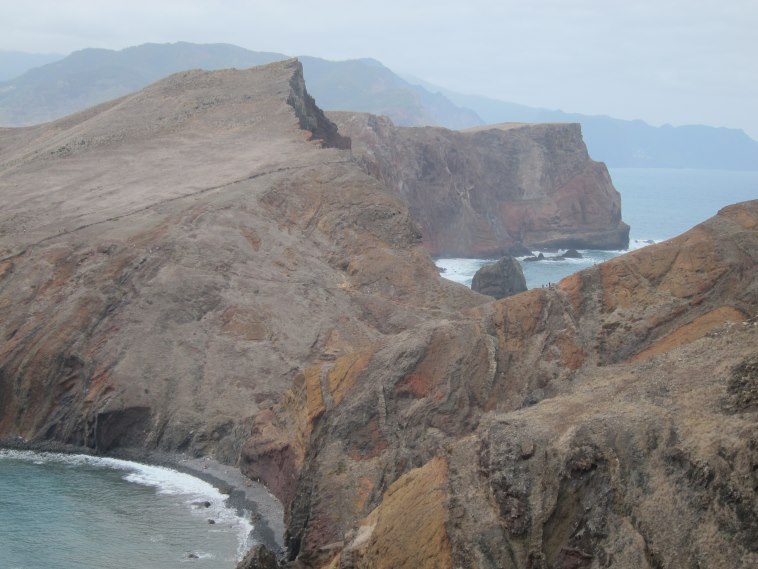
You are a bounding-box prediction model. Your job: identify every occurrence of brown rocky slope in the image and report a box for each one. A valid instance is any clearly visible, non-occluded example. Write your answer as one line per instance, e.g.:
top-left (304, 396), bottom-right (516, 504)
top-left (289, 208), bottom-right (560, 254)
top-left (248, 201), bottom-right (758, 568)
top-left (1, 57), bottom-right (755, 569)
top-left (0, 59), bottom-right (483, 461)
top-left (329, 112), bottom-right (629, 257)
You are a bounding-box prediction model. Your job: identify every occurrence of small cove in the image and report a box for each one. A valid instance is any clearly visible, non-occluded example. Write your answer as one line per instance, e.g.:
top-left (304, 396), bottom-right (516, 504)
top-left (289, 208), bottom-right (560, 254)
top-left (0, 450), bottom-right (270, 569)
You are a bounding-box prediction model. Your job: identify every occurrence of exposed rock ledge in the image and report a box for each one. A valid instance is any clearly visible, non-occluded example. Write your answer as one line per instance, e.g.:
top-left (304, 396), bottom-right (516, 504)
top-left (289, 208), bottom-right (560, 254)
top-left (329, 112), bottom-right (630, 257)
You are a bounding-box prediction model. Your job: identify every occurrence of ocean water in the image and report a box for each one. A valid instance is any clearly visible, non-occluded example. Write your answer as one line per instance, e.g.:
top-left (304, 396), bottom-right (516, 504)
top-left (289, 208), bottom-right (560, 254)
top-left (439, 168), bottom-right (758, 288)
top-left (0, 450), bottom-right (255, 569)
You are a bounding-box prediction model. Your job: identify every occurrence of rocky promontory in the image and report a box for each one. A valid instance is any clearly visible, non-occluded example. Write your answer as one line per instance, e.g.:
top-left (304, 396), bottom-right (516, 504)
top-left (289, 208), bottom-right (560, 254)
top-left (1, 58), bottom-right (756, 569)
top-left (0, 59), bottom-right (481, 461)
top-left (329, 112), bottom-right (630, 257)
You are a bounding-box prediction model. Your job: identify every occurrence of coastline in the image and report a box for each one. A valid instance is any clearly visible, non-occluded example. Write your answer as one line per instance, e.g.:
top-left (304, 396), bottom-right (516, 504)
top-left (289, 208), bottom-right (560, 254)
top-left (0, 438), bottom-right (285, 560)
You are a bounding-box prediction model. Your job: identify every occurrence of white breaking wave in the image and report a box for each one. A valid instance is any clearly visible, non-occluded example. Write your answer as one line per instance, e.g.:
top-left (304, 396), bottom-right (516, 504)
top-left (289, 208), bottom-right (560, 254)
top-left (434, 258), bottom-right (489, 286)
top-left (435, 243), bottom-right (659, 291)
top-left (0, 450), bottom-right (255, 560)
top-left (628, 238), bottom-right (661, 251)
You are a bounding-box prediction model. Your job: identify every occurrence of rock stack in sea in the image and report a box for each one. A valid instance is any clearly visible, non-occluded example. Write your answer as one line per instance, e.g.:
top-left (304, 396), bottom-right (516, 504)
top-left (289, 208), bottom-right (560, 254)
top-left (471, 256), bottom-right (527, 299)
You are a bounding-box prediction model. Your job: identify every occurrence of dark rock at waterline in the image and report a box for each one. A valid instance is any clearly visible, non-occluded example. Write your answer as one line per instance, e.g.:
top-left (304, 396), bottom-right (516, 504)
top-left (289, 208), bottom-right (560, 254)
top-left (504, 243), bottom-right (533, 257)
top-left (471, 256), bottom-right (527, 299)
top-left (523, 252), bottom-right (546, 262)
top-left (524, 249), bottom-right (583, 262)
top-left (207, 519), bottom-right (216, 524)
top-left (235, 544), bottom-right (280, 569)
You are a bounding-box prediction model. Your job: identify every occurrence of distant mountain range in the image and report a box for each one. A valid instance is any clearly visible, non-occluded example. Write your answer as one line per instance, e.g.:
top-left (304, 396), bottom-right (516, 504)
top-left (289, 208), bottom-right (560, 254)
top-left (1, 42), bottom-right (757, 170)
top-left (0, 50), bottom-right (64, 81)
top-left (433, 89), bottom-right (758, 171)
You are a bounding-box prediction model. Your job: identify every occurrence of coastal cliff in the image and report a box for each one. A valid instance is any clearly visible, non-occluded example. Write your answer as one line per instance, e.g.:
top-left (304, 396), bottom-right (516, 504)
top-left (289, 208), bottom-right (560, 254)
top-left (0, 59), bottom-right (481, 462)
top-left (0, 59), bottom-right (755, 569)
top-left (329, 112), bottom-right (630, 257)
top-left (250, 201), bottom-right (758, 568)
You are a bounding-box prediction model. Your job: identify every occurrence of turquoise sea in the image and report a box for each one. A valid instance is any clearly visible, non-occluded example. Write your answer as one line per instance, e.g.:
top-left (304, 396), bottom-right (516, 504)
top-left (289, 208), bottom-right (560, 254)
top-left (0, 169), bottom-right (756, 569)
top-left (0, 451), bottom-right (255, 569)
top-left (438, 168), bottom-right (758, 288)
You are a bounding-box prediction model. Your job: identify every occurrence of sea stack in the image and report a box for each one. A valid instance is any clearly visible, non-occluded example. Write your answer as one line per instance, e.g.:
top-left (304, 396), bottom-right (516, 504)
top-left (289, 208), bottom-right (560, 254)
top-left (471, 256), bottom-right (527, 299)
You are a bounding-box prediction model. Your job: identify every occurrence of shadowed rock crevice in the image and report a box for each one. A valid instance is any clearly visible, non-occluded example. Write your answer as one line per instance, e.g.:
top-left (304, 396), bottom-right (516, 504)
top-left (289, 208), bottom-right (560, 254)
top-left (287, 60), bottom-right (350, 150)
top-left (95, 407), bottom-right (152, 452)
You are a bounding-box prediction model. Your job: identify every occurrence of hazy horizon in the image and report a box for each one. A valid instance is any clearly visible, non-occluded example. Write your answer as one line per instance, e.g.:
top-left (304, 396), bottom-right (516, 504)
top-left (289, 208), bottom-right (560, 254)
top-left (2, 1), bottom-right (756, 139)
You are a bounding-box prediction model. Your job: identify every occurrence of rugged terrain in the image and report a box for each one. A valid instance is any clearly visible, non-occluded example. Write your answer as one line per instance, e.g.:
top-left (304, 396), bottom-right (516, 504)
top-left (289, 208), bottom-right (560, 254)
top-left (329, 112), bottom-right (629, 256)
top-left (0, 59), bottom-right (482, 462)
top-left (0, 59), bottom-right (756, 569)
top-left (249, 201), bottom-right (758, 568)
top-left (4, 41), bottom-right (758, 171)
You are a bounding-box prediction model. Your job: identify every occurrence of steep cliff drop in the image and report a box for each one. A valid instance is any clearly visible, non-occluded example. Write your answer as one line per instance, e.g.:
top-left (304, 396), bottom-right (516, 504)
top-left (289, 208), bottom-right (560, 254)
top-left (1, 57), bottom-right (756, 569)
top-left (329, 112), bottom-right (630, 257)
top-left (0, 59), bottom-right (482, 461)
top-left (248, 201), bottom-right (758, 568)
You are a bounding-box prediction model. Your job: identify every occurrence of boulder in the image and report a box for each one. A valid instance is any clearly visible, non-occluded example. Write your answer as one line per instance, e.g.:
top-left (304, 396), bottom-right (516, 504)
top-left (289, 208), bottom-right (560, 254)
top-left (562, 248), bottom-right (583, 258)
top-left (471, 256), bottom-right (527, 299)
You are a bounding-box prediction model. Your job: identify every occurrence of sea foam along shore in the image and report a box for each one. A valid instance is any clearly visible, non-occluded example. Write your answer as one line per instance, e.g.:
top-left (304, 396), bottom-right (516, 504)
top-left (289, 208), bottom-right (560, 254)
top-left (0, 438), bottom-right (285, 560)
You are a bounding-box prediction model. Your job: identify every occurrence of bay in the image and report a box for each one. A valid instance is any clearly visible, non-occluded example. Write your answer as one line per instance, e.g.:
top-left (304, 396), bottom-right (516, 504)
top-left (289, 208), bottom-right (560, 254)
top-left (0, 450), bottom-right (255, 569)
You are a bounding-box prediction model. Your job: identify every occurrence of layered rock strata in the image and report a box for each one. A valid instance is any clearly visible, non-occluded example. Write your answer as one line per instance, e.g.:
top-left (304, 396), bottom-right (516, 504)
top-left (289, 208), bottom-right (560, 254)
top-left (329, 112), bottom-right (630, 257)
top-left (248, 202), bottom-right (758, 568)
top-left (0, 59), bottom-right (482, 462)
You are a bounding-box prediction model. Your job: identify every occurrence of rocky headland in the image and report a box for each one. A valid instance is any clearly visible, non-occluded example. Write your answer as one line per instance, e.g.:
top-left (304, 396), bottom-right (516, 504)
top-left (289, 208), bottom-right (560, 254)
top-left (0, 59), bottom-right (481, 461)
top-left (0, 59), bottom-right (756, 569)
top-left (328, 112), bottom-right (630, 257)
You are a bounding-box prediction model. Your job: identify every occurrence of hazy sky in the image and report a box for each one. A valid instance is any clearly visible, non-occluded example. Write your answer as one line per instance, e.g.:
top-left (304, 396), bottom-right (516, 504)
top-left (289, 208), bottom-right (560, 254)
top-left (3, 0), bottom-right (757, 138)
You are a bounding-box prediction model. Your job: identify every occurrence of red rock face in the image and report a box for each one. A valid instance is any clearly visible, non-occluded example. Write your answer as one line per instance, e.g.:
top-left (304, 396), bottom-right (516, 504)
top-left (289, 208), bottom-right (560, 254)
top-left (260, 201), bottom-right (758, 568)
top-left (329, 113), bottom-right (629, 257)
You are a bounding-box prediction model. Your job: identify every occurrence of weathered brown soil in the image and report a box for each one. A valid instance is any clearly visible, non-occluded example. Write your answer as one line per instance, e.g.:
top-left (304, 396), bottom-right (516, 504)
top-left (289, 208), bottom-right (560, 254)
top-left (1, 59), bottom-right (756, 569)
top-left (247, 203), bottom-right (758, 568)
